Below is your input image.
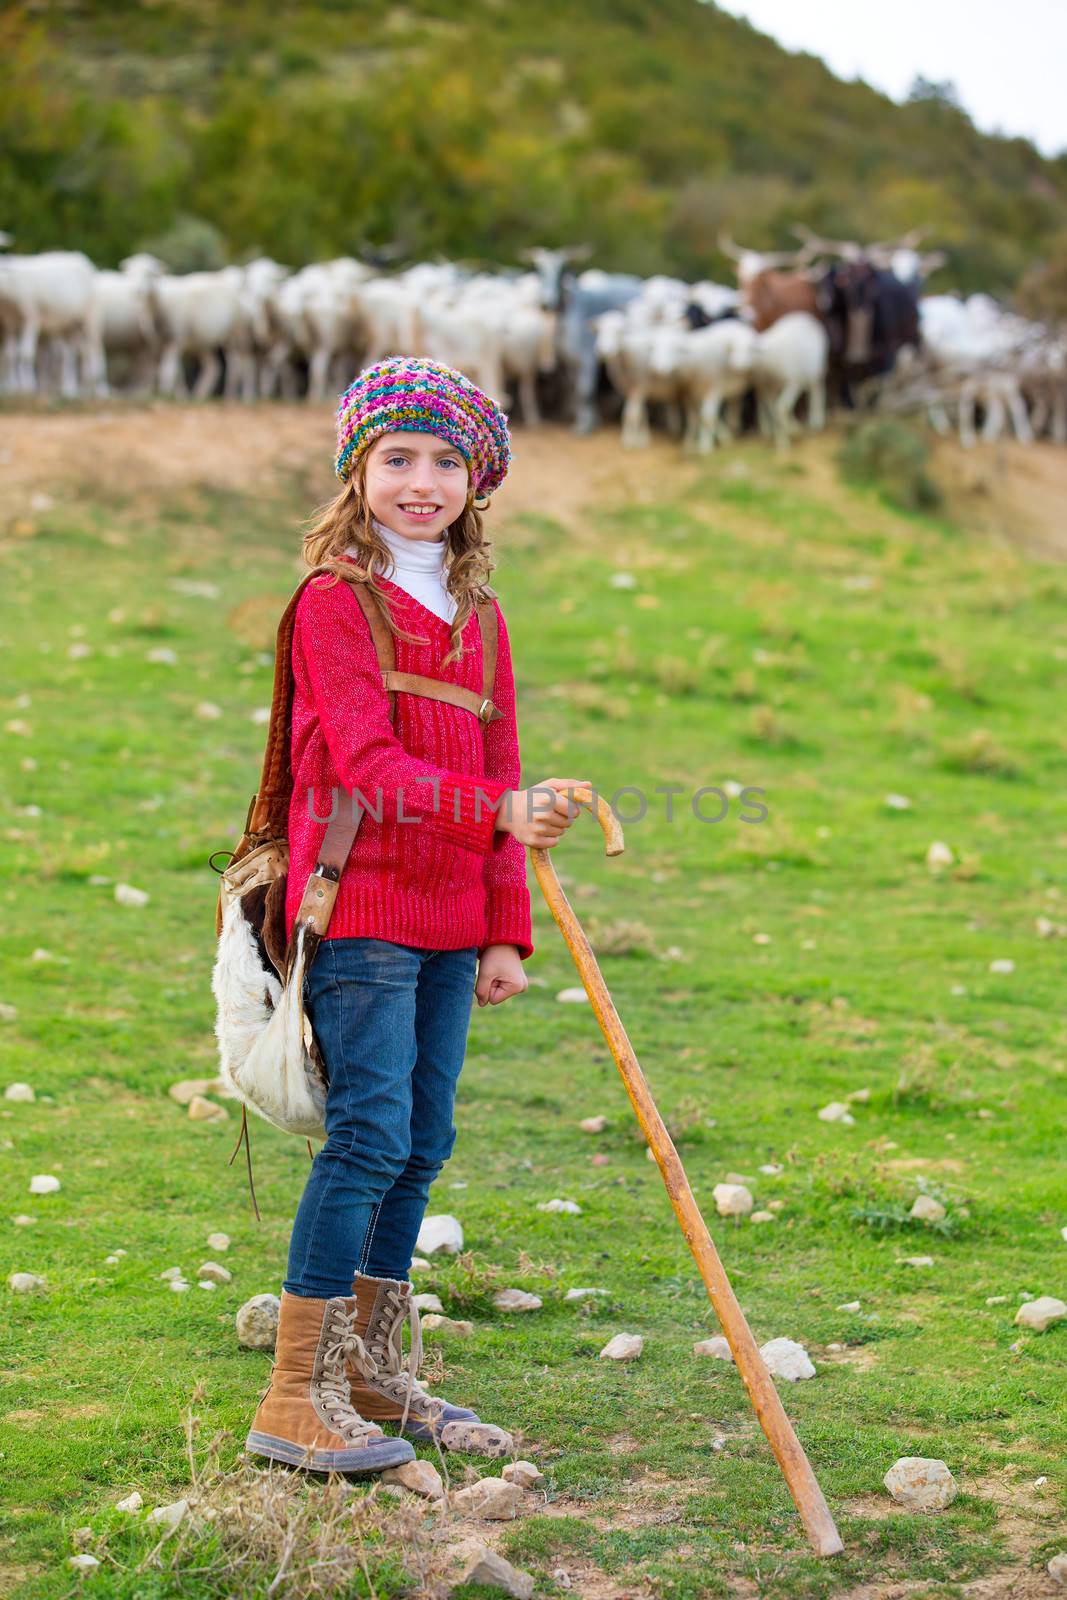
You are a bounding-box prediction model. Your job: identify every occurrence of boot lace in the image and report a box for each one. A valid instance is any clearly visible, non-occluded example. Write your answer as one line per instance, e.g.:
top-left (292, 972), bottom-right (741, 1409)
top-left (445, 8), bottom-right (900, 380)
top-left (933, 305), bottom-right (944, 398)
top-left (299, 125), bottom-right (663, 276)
top-left (313, 1304), bottom-right (384, 1443)
top-left (360, 1286), bottom-right (446, 1435)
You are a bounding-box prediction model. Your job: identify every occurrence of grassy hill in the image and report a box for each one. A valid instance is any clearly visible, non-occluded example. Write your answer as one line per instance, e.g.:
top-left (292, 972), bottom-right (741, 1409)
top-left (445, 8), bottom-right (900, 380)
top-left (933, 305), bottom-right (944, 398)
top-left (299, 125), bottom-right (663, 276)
top-left (2, 0), bottom-right (1065, 293)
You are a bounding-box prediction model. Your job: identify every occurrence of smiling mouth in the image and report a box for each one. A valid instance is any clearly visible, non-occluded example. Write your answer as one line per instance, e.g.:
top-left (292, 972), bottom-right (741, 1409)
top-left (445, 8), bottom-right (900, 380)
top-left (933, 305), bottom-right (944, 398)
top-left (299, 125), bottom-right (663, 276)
top-left (399, 504), bottom-right (441, 517)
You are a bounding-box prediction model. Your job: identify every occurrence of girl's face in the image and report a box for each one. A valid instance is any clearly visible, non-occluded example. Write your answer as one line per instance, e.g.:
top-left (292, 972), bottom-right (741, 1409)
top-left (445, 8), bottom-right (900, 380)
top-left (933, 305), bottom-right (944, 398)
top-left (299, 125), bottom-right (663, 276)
top-left (363, 431), bottom-right (470, 542)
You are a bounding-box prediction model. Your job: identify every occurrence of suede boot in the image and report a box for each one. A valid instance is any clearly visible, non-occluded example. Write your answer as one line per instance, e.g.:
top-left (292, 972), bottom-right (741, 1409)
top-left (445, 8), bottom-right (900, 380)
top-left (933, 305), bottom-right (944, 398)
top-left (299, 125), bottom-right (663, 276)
top-left (246, 1289), bottom-right (416, 1473)
top-left (348, 1274), bottom-right (513, 1456)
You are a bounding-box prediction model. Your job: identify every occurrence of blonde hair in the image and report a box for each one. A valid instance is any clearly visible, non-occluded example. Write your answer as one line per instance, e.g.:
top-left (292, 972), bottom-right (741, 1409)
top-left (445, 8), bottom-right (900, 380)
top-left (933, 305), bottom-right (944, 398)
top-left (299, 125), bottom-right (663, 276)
top-left (301, 451), bottom-right (497, 668)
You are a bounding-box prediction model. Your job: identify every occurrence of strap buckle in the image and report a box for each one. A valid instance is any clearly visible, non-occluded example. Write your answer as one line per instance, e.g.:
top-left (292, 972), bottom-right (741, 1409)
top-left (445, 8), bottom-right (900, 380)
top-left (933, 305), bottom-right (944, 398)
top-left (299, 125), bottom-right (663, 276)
top-left (478, 697), bottom-right (493, 723)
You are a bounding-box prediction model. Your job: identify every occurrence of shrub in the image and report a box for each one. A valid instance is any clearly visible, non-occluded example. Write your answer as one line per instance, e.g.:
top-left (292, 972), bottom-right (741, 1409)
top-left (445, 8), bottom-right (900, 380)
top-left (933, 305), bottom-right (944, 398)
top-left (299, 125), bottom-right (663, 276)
top-left (836, 419), bottom-right (942, 513)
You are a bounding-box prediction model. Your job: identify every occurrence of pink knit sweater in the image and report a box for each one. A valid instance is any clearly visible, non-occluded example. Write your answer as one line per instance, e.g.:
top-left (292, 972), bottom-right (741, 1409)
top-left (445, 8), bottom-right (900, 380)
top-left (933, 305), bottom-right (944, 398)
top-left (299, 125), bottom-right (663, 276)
top-left (284, 560), bottom-right (534, 961)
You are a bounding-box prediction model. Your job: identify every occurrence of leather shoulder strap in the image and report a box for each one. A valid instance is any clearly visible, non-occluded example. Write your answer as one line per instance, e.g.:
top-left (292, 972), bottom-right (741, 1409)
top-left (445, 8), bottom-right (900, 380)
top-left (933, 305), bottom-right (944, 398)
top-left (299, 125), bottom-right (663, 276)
top-left (476, 596), bottom-right (499, 706)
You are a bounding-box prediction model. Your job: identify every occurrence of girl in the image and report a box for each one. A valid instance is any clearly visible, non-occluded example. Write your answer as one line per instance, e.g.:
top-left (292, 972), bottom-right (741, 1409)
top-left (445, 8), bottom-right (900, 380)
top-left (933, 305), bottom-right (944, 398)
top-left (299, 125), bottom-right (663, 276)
top-left (247, 357), bottom-right (588, 1475)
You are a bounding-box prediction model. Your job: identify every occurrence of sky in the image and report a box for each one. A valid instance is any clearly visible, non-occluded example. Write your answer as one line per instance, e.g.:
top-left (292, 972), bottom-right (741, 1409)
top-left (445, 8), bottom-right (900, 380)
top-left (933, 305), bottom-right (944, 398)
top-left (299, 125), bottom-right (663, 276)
top-left (713, 0), bottom-right (1067, 158)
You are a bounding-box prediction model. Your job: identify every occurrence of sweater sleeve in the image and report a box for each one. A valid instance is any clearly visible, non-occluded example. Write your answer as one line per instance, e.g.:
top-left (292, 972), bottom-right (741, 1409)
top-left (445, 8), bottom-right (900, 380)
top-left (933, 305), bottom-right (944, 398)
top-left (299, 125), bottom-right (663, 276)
top-left (294, 577), bottom-right (508, 856)
top-left (479, 602), bottom-right (535, 962)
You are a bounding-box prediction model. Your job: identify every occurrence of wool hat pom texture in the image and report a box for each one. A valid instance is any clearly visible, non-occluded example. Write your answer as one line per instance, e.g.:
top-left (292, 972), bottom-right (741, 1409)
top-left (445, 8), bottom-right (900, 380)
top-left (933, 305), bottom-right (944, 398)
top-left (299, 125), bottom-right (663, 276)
top-left (334, 356), bottom-right (512, 497)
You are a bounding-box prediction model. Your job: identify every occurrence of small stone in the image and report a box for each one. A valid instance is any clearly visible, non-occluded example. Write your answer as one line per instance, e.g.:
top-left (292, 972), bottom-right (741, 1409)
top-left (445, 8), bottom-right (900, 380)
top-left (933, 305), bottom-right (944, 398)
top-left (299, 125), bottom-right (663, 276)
top-left (409, 1256), bottom-right (432, 1272)
top-left (9, 1272), bottom-right (46, 1292)
top-left (147, 1499), bottom-right (189, 1533)
top-left (579, 1115), bottom-right (608, 1133)
top-left (12, 1214), bottom-right (35, 1227)
top-left (693, 1335), bottom-right (733, 1362)
top-left (564, 1287), bottom-right (607, 1301)
top-left (556, 987), bottom-right (589, 1004)
top-left (441, 1420), bottom-right (511, 1455)
top-left (1048, 1553), bottom-right (1067, 1583)
top-left (198, 1280), bottom-right (216, 1291)
top-left (380, 1459), bottom-right (443, 1499)
top-left (116, 1491), bottom-right (143, 1512)
top-left (159, 1267), bottom-right (184, 1281)
top-left (420, 1314), bottom-right (473, 1336)
top-left (910, 1195), bottom-right (947, 1224)
top-left (901, 1256), bottom-right (935, 1268)
top-left (29, 1174), bottom-right (60, 1195)
top-left (591, 1153), bottom-right (610, 1167)
top-left (885, 793), bottom-right (911, 810)
top-left (989, 958), bottom-right (1015, 975)
top-left (236, 1293), bottom-right (281, 1350)
top-left (197, 1261), bottom-right (232, 1285)
top-left (493, 1288), bottom-right (543, 1312)
top-left (206, 1232), bottom-right (230, 1252)
top-left (883, 1457), bottom-right (958, 1510)
top-left (758, 1163), bottom-right (783, 1175)
top-left (537, 1198), bottom-right (581, 1215)
top-left (4, 1083), bottom-right (34, 1102)
top-left (713, 1183), bottom-right (753, 1217)
top-left (926, 841), bottom-right (954, 870)
top-left (1014, 1296), bottom-right (1067, 1333)
top-left (187, 1095), bottom-right (227, 1122)
top-left (195, 701), bottom-right (222, 720)
top-left (114, 882), bottom-right (150, 908)
top-left (752, 932), bottom-right (771, 945)
top-left (169, 1079), bottom-right (217, 1106)
top-left (750, 1210), bottom-right (776, 1224)
top-left (412, 1293), bottom-right (444, 1313)
top-left (416, 1213), bottom-right (464, 1255)
top-left (599, 1333), bottom-right (643, 1361)
top-left (837, 1301), bottom-right (861, 1313)
top-left (147, 647), bottom-right (179, 666)
top-left (759, 1337), bottom-right (815, 1382)
top-left (451, 1477), bottom-right (524, 1520)
top-left (105, 1254), bottom-right (120, 1265)
top-left (0, 1003), bottom-right (17, 1022)
top-left (847, 1088), bottom-right (871, 1103)
top-left (68, 1554), bottom-right (100, 1570)
top-left (169, 1279), bottom-right (189, 1292)
top-left (451, 1544), bottom-right (535, 1599)
top-left (817, 1102), bottom-right (855, 1125)
top-left (986, 1295), bottom-right (1007, 1305)
top-left (502, 1460), bottom-right (545, 1488)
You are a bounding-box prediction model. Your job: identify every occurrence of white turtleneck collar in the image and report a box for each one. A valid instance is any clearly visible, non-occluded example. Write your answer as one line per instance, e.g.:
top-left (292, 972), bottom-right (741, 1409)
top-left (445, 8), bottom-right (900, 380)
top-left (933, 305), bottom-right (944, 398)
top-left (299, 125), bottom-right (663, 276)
top-left (345, 518), bottom-right (456, 624)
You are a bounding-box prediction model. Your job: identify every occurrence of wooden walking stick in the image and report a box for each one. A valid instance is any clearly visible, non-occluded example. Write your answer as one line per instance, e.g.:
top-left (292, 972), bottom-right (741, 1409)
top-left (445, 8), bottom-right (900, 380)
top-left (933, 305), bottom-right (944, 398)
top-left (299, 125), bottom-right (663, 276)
top-left (529, 784), bottom-right (844, 1559)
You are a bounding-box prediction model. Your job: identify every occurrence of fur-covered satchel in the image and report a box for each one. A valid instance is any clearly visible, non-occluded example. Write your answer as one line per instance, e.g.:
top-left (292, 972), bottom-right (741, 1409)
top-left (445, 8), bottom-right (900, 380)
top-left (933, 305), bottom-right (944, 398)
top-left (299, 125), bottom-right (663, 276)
top-left (208, 564), bottom-right (503, 1194)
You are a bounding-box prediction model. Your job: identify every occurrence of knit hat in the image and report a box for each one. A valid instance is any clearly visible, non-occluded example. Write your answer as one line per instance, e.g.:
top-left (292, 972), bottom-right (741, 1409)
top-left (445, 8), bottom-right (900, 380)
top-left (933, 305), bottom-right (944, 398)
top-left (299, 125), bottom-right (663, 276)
top-left (334, 356), bottom-right (512, 496)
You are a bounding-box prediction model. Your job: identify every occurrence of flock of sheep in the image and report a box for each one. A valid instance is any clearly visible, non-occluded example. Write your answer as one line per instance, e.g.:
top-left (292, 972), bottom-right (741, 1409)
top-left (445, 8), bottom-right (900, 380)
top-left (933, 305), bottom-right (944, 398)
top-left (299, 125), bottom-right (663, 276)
top-left (1, 232), bottom-right (1064, 451)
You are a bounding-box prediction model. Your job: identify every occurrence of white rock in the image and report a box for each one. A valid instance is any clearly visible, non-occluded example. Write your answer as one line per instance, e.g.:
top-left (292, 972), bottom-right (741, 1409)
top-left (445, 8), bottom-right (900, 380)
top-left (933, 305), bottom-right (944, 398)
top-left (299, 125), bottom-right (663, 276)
top-left (114, 882), bottom-right (150, 908)
top-left (713, 1183), bottom-right (754, 1217)
top-left (380, 1458), bottom-right (444, 1499)
top-left (493, 1288), bottom-right (543, 1312)
top-left (158, 1267), bottom-right (184, 1281)
top-left (989, 958), bottom-right (1015, 975)
top-left (750, 1210), bottom-right (776, 1224)
top-left (147, 1499), bottom-right (189, 1532)
top-left (926, 841), bottom-right (954, 870)
top-left (195, 702), bottom-right (222, 720)
top-left (599, 1333), bottom-right (643, 1361)
top-left (169, 1279), bottom-right (189, 1293)
top-left (693, 1335), bottom-right (733, 1362)
top-left (1048, 1553), bottom-right (1067, 1584)
top-left (452, 1477), bottom-right (524, 1520)
top-left (537, 1198), bottom-right (581, 1215)
top-left (986, 1295), bottom-right (1007, 1305)
top-left (68, 1554), bottom-right (100, 1570)
top-left (579, 1115), bottom-right (608, 1133)
top-left (409, 1256), bottom-right (432, 1271)
top-left (187, 1095), bottom-right (227, 1122)
top-left (8, 1272), bottom-right (46, 1292)
top-left (420, 1314), bottom-right (473, 1336)
top-left (147, 648), bottom-right (179, 666)
top-left (1061, 1227), bottom-right (1067, 1244)
top-left (883, 1457), bottom-right (958, 1510)
top-left (885, 793), bottom-right (911, 810)
top-left (12, 1214), bottom-right (35, 1227)
top-left (450, 1545), bottom-right (534, 1599)
top-left (502, 1460), bottom-right (545, 1488)
top-left (556, 987), bottom-right (589, 1004)
top-left (564, 1287), bottom-right (607, 1301)
top-left (4, 1083), bottom-right (35, 1102)
top-left (198, 1280), bottom-right (216, 1291)
top-left (116, 1492), bottom-right (143, 1512)
top-left (901, 1256), bottom-right (935, 1268)
top-left (758, 1163), bottom-right (783, 1175)
top-left (105, 1255), bottom-right (121, 1265)
top-left (197, 1261), bottom-right (232, 1285)
top-left (837, 1301), bottom-right (861, 1313)
top-left (759, 1338), bottom-right (815, 1382)
top-left (236, 1293), bottom-right (280, 1350)
top-left (416, 1213), bottom-right (464, 1255)
top-left (817, 1102), bottom-right (855, 1125)
top-left (412, 1293), bottom-right (444, 1314)
top-left (910, 1195), bottom-right (946, 1224)
top-left (0, 1002), bottom-right (18, 1022)
top-left (29, 1174), bottom-right (60, 1195)
top-left (610, 571), bottom-right (637, 589)
top-left (206, 1232), bottom-right (230, 1252)
top-left (847, 1088), bottom-right (871, 1103)
top-left (1014, 1297), bottom-right (1067, 1333)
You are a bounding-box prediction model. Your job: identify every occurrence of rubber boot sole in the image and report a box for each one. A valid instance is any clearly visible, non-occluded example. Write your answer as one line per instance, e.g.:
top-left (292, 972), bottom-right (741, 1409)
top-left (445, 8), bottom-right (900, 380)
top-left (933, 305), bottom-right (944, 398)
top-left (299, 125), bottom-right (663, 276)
top-left (246, 1429), bottom-right (415, 1474)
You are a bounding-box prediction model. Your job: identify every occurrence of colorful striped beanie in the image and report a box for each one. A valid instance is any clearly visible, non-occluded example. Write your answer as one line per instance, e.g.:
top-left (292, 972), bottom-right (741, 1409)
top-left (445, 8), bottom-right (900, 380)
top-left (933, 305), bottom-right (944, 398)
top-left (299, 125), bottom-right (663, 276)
top-left (334, 356), bottom-right (512, 497)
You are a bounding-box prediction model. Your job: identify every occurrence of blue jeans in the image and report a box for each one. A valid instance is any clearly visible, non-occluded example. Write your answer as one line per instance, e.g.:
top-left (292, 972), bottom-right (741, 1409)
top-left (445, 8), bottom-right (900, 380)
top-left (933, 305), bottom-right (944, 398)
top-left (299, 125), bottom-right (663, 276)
top-left (284, 937), bottom-right (478, 1299)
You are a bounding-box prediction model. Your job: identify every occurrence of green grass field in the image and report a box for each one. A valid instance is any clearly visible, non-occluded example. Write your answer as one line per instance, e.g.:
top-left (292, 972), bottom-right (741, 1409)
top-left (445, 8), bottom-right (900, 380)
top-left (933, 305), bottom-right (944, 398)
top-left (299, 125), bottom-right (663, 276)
top-left (2, 413), bottom-right (1066, 1598)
